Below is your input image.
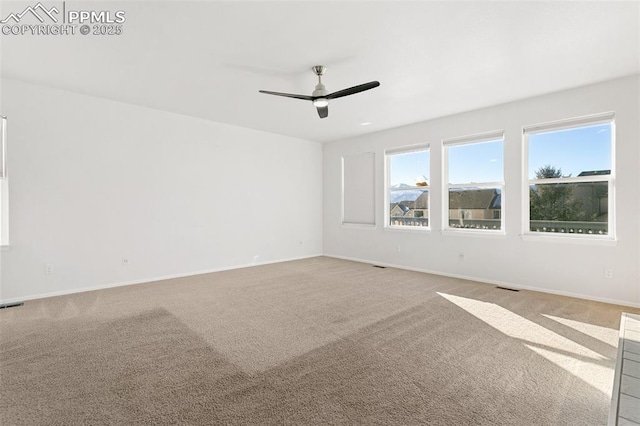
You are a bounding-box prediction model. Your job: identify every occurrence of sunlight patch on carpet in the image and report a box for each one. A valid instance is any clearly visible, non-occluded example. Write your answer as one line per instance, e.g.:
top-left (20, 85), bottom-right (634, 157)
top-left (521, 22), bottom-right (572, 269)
top-left (542, 314), bottom-right (617, 346)
top-left (438, 292), bottom-right (612, 395)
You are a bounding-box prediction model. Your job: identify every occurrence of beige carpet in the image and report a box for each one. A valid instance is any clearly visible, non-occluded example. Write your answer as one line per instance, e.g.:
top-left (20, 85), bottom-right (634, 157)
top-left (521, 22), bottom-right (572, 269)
top-left (1, 256), bottom-right (637, 425)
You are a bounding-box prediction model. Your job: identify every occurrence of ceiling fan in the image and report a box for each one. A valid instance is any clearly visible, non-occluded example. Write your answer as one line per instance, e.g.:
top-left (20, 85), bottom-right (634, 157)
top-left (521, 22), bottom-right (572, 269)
top-left (259, 66), bottom-right (380, 119)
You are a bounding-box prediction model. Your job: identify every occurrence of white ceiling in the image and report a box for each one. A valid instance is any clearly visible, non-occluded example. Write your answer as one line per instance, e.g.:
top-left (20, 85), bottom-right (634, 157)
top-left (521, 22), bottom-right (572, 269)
top-left (1, 1), bottom-right (639, 142)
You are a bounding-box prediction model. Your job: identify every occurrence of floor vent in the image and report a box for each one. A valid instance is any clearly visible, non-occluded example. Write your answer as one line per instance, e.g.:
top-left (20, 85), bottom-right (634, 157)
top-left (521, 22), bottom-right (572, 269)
top-left (496, 286), bottom-right (520, 292)
top-left (0, 302), bottom-right (24, 309)
top-left (372, 265), bottom-right (387, 269)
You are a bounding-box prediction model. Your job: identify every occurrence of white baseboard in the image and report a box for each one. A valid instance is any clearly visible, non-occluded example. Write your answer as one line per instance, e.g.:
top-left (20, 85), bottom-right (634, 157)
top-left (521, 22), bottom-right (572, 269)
top-left (324, 253), bottom-right (640, 309)
top-left (3, 252), bottom-right (638, 309)
top-left (0, 253), bottom-right (323, 305)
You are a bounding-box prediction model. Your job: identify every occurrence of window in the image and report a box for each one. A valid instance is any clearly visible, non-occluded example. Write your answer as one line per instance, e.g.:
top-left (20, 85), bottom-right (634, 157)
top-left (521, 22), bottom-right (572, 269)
top-left (524, 113), bottom-right (614, 238)
top-left (386, 146), bottom-right (430, 228)
top-left (443, 131), bottom-right (504, 232)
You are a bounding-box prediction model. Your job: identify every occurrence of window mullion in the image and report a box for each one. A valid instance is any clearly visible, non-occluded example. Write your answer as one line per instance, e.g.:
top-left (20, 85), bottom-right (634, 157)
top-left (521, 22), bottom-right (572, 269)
top-left (529, 175), bottom-right (610, 185)
top-left (449, 181), bottom-right (504, 189)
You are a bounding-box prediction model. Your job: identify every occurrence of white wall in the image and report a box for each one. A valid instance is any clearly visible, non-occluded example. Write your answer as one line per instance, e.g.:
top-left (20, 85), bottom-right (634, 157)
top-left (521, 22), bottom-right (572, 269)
top-left (0, 79), bottom-right (323, 302)
top-left (3, 76), bottom-right (638, 307)
top-left (324, 75), bottom-right (640, 307)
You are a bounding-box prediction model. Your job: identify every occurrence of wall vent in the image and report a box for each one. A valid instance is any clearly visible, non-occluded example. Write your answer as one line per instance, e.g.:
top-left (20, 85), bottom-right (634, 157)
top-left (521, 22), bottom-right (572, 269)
top-left (0, 302), bottom-right (24, 309)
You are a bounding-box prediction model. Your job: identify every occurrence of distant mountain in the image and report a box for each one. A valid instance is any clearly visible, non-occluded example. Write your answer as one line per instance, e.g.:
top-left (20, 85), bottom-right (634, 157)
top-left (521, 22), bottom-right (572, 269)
top-left (389, 189), bottom-right (425, 203)
top-left (390, 183), bottom-right (413, 189)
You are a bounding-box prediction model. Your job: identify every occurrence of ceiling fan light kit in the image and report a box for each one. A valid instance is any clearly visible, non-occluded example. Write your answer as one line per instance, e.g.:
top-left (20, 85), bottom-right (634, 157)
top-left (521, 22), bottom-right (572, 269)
top-left (312, 99), bottom-right (329, 108)
top-left (259, 65), bottom-right (380, 119)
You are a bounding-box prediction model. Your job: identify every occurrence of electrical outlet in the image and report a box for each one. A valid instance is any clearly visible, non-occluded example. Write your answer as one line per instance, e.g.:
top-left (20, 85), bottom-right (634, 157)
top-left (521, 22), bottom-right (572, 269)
top-left (604, 268), bottom-right (613, 279)
top-left (458, 253), bottom-right (464, 261)
top-left (122, 257), bottom-right (130, 266)
top-left (45, 264), bottom-right (53, 274)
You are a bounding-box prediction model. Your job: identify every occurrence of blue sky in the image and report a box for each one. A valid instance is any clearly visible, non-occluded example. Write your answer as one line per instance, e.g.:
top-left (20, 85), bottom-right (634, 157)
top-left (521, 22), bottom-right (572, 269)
top-left (389, 150), bottom-right (430, 187)
top-left (528, 123), bottom-right (611, 179)
top-left (448, 140), bottom-right (503, 184)
top-left (389, 123), bottom-right (611, 187)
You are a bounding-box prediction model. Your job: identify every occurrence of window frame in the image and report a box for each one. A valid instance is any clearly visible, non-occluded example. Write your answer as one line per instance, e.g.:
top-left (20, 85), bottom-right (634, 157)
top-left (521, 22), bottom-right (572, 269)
top-left (522, 112), bottom-right (616, 241)
top-left (442, 130), bottom-right (505, 235)
top-left (384, 144), bottom-right (431, 231)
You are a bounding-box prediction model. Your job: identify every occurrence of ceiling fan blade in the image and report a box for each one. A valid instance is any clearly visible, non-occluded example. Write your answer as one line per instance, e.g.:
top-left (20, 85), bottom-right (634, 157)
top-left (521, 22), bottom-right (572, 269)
top-left (258, 90), bottom-right (313, 101)
top-left (326, 81), bottom-right (380, 100)
top-left (316, 105), bottom-right (328, 119)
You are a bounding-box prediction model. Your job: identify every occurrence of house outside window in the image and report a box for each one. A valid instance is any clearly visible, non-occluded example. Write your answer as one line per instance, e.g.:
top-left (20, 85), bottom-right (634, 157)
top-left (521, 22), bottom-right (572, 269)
top-left (386, 145), bottom-right (430, 229)
top-left (523, 113), bottom-right (614, 239)
top-left (443, 131), bottom-right (504, 233)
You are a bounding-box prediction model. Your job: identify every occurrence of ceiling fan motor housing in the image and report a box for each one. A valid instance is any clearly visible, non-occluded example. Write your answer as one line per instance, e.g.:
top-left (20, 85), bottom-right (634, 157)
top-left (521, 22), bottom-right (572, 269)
top-left (312, 83), bottom-right (328, 98)
top-left (312, 65), bottom-right (329, 98)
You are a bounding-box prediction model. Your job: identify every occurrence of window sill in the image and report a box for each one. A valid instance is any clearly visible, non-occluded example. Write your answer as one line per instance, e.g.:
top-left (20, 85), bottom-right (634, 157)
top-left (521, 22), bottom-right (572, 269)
top-left (384, 226), bottom-right (431, 233)
top-left (521, 233), bottom-right (617, 246)
top-left (441, 229), bottom-right (506, 238)
top-left (0, 245), bottom-right (10, 251)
